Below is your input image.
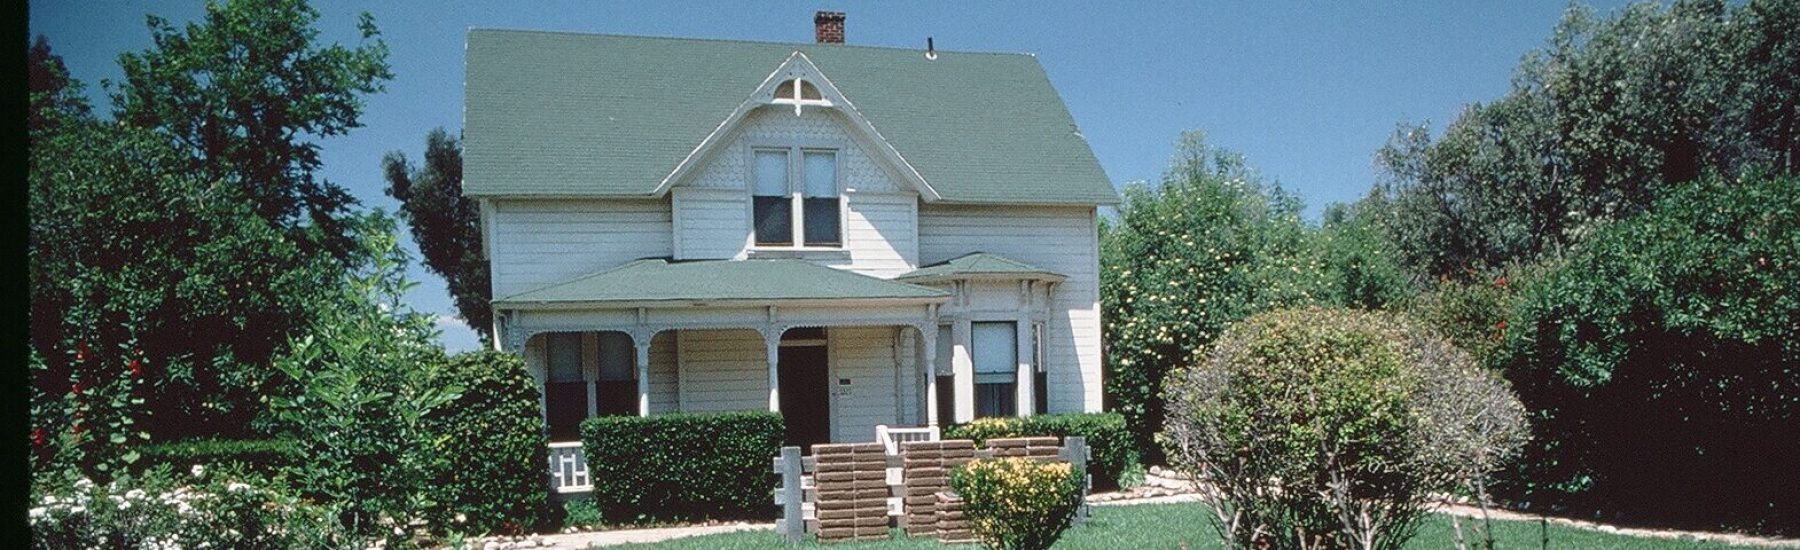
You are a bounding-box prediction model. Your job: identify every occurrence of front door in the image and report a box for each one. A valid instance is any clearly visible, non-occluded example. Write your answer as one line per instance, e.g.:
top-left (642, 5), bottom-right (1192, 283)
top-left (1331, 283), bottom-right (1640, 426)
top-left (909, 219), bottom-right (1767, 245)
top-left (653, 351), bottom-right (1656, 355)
top-left (778, 344), bottom-right (830, 452)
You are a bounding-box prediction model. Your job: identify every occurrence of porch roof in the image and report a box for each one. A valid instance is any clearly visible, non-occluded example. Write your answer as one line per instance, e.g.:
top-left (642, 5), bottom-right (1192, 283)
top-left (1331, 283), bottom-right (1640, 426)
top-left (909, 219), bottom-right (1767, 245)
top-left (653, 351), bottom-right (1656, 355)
top-left (895, 252), bottom-right (1066, 284)
top-left (494, 259), bottom-right (951, 308)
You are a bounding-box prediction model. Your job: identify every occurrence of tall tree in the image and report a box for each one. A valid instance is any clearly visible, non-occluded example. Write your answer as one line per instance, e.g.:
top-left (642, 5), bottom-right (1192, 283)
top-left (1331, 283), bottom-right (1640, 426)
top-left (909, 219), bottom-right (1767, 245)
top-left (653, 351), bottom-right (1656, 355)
top-left (1372, 0), bottom-right (1800, 280)
top-left (29, 38), bottom-right (339, 451)
top-left (28, 35), bottom-right (89, 132)
top-left (1102, 132), bottom-right (1331, 459)
top-left (111, 0), bottom-right (393, 262)
top-left (383, 128), bottom-right (491, 342)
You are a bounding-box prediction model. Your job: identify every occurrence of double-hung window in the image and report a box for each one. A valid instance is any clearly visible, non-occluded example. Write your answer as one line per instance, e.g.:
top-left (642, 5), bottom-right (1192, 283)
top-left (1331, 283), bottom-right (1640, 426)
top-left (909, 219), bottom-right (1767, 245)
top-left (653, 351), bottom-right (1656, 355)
top-left (594, 332), bottom-right (637, 417)
top-left (545, 332), bottom-right (637, 440)
top-left (972, 321), bottom-right (1018, 418)
top-left (544, 333), bottom-right (587, 440)
top-left (752, 146), bottom-right (840, 247)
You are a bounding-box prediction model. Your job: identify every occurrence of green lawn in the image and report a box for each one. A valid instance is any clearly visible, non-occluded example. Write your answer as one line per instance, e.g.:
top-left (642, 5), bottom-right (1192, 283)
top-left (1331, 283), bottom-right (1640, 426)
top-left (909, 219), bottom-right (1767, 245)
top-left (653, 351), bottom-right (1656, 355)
top-left (609, 502), bottom-right (1756, 549)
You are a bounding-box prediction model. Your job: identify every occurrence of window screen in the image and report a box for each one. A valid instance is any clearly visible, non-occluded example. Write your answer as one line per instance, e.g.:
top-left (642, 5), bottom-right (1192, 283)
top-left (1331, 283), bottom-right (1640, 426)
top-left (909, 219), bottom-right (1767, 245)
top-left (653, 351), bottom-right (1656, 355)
top-left (545, 333), bottom-right (587, 439)
top-left (802, 151), bottom-right (839, 246)
top-left (753, 150), bottom-right (791, 245)
top-left (972, 322), bottom-right (1017, 418)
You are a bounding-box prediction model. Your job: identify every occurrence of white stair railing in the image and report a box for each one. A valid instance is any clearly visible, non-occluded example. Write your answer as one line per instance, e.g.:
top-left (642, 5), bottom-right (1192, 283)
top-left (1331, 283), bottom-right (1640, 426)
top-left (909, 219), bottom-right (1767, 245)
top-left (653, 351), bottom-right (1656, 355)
top-left (874, 424), bottom-right (940, 456)
top-left (548, 441), bottom-right (592, 493)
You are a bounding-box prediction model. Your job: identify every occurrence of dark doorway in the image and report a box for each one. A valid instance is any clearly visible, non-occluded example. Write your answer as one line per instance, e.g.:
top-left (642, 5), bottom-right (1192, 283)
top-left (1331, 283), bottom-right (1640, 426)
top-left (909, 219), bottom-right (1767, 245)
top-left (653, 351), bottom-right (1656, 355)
top-left (778, 344), bottom-right (831, 452)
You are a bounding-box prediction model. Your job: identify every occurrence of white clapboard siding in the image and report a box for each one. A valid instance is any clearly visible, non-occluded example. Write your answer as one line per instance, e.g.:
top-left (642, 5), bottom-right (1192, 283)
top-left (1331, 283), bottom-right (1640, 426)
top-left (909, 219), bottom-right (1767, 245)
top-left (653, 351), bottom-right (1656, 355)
top-left (672, 188), bottom-right (748, 260)
top-left (676, 329), bottom-right (768, 413)
top-left (829, 327), bottom-right (899, 443)
top-left (841, 193), bottom-right (918, 278)
top-left (489, 199), bottom-right (673, 297)
top-left (648, 331), bottom-right (679, 414)
top-left (918, 205), bottom-right (1103, 413)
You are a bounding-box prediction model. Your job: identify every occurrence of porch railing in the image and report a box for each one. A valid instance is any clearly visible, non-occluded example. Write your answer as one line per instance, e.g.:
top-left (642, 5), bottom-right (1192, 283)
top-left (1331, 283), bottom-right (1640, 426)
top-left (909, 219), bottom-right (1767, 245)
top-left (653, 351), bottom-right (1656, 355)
top-left (875, 424), bottom-right (940, 456)
top-left (548, 441), bottom-right (592, 493)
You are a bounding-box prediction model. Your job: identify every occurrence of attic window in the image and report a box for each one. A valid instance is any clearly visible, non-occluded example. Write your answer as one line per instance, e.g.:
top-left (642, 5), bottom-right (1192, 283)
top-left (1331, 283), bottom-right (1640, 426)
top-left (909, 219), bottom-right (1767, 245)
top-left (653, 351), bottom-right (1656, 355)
top-left (772, 78), bottom-right (829, 114)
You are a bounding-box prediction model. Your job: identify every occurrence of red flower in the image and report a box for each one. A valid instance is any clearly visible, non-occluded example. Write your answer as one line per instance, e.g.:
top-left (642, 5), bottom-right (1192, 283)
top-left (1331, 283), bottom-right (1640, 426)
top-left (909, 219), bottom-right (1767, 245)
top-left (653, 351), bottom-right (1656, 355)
top-left (1496, 319), bottom-right (1508, 330)
top-left (1494, 276), bottom-right (1509, 288)
top-left (31, 428), bottom-right (46, 448)
top-left (75, 342), bottom-right (89, 363)
top-left (130, 358), bottom-right (144, 377)
top-left (70, 382), bottom-right (83, 396)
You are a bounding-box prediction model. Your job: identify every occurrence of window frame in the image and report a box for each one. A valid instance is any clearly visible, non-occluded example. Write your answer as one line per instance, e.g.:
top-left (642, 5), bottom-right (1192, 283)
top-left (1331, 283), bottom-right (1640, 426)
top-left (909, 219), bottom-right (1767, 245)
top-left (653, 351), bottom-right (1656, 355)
top-left (970, 320), bottom-right (1019, 419)
top-left (746, 139), bottom-right (845, 250)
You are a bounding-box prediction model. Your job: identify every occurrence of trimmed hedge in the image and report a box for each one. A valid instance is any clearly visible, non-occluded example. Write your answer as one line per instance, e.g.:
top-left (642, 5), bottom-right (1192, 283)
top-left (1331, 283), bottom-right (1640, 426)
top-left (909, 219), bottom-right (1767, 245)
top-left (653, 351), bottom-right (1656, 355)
top-left (580, 411), bottom-right (783, 523)
top-left (137, 437), bottom-right (301, 473)
top-left (423, 350), bottom-right (549, 535)
top-left (945, 412), bottom-right (1141, 489)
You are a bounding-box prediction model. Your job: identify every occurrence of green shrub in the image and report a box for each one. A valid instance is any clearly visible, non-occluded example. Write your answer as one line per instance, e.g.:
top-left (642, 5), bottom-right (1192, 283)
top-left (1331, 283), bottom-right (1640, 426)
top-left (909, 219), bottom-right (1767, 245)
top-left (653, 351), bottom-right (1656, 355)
top-left (950, 457), bottom-right (1085, 550)
top-left (580, 411), bottom-right (783, 523)
top-left (1497, 174), bottom-right (1800, 533)
top-left (29, 464), bottom-right (345, 548)
top-left (1161, 307), bottom-right (1527, 550)
top-left (944, 412), bottom-right (1141, 489)
top-left (423, 350), bottom-right (548, 535)
top-left (271, 227), bottom-right (462, 547)
top-left (137, 438), bottom-right (301, 473)
top-left (561, 499), bottom-right (602, 530)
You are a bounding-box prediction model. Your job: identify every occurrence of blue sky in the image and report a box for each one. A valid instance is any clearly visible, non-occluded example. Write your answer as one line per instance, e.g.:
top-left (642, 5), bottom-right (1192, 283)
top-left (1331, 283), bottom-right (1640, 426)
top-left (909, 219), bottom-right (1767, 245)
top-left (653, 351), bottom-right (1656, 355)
top-left (28, 1), bottom-right (1632, 353)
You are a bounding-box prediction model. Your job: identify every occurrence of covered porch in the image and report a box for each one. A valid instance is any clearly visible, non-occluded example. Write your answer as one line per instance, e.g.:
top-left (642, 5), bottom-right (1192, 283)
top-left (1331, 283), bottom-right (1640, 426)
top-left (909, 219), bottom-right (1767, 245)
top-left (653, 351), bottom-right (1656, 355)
top-left (493, 259), bottom-right (953, 493)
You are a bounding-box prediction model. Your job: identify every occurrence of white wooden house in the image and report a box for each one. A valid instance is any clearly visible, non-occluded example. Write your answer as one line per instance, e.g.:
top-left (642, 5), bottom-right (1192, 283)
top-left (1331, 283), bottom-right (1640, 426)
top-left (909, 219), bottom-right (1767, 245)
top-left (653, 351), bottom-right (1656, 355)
top-left (463, 13), bottom-right (1118, 492)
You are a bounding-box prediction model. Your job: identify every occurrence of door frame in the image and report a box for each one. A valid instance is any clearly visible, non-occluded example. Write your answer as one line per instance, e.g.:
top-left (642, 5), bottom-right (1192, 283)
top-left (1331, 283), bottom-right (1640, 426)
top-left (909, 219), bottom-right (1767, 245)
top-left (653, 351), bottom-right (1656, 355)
top-left (779, 331), bottom-right (832, 446)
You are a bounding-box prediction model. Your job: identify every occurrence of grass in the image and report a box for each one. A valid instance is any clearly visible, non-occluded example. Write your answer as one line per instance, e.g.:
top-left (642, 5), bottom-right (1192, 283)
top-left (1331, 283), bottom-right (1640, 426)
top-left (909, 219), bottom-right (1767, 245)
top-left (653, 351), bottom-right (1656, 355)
top-left (608, 502), bottom-right (1759, 549)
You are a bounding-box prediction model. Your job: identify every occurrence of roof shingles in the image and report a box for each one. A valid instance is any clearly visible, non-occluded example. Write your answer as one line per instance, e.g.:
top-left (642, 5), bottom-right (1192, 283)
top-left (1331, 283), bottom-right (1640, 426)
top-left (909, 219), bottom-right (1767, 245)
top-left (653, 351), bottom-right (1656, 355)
top-left (465, 30), bottom-right (1117, 205)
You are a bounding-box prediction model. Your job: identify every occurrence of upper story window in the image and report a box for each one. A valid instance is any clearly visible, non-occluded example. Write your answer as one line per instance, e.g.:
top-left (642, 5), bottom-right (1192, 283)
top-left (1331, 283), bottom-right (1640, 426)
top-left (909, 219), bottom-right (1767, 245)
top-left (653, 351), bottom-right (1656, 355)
top-left (772, 78), bottom-right (830, 115)
top-left (753, 146), bottom-right (841, 247)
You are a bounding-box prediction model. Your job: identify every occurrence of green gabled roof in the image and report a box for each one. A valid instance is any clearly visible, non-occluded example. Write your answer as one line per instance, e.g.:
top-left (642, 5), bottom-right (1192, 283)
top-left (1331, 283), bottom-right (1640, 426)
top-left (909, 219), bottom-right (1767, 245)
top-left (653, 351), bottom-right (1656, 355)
top-left (464, 29), bottom-right (1118, 205)
top-left (494, 259), bottom-right (950, 307)
top-left (896, 252), bottom-right (1066, 283)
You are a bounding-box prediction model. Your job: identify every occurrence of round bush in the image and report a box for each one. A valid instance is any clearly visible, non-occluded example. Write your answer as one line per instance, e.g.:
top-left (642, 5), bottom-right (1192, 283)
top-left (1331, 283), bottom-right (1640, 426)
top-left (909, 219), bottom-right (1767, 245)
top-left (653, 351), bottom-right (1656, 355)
top-left (950, 457), bottom-right (1084, 550)
top-left (423, 350), bottom-right (549, 535)
top-left (1161, 306), bottom-right (1527, 550)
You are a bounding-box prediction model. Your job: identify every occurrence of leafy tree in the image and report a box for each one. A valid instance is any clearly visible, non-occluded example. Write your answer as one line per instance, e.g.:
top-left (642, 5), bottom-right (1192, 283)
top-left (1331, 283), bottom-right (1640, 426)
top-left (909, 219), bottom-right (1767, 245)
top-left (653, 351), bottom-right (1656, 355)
top-left (1499, 173), bottom-right (1800, 534)
top-left (1371, 0), bottom-right (1800, 280)
top-left (28, 35), bottom-right (89, 132)
top-left (1318, 194), bottom-right (1413, 310)
top-left (273, 221), bottom-right (461, 546)
top-left (111, 0), bottom-right (393, 262)
top-left (1101, 131), bottom-right (1330, 460)
top-left (29, 45), bottom-right (336, 452)
top-left (383, 129), bottom-right (491, 342)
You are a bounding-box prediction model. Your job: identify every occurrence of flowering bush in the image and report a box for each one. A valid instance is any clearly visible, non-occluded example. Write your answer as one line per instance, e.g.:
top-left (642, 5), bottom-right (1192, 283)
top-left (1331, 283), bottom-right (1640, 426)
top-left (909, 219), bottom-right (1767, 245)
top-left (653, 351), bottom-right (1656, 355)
top-left (29, 465), bottom-right (343, 549)
top-left (949, 457), bottom-right (1085, 550)
top-left (944, 413), bottom-right (1141, 489)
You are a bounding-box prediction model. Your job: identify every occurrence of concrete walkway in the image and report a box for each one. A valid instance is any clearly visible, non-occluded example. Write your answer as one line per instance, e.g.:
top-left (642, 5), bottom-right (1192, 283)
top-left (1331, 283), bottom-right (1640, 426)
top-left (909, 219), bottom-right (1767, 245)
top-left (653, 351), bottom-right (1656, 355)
top-left (535, 523), bottom-right (772, 548)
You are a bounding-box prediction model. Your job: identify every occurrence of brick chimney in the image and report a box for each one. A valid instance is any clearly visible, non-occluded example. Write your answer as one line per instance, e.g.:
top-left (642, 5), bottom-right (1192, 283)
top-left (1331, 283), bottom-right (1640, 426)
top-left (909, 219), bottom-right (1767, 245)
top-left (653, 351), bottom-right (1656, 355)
top-left (815, 11), bottom-right (845, 44)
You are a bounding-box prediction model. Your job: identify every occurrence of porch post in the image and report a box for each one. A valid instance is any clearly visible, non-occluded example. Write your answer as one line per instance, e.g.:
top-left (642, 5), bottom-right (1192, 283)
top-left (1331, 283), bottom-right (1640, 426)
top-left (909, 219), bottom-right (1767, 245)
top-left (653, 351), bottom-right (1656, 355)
top-left (765, 327), bottom-right (782, 413)
top-left (1016, 315), bottom-right (1034, 417)
top-left (634, 333), bottom-right (652, 417)
top-left (953, 319), bottom-right (975, 423)
top-left (582, 333), bottom-right (599, 418)
top-left (921, 323), bottom-right (939, 427)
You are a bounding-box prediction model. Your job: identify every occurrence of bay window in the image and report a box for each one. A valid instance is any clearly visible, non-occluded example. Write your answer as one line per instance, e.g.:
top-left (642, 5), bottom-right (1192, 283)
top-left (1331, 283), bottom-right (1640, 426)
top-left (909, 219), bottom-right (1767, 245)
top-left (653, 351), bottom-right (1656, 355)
top-left (752, 146), bottom-right (840, 247)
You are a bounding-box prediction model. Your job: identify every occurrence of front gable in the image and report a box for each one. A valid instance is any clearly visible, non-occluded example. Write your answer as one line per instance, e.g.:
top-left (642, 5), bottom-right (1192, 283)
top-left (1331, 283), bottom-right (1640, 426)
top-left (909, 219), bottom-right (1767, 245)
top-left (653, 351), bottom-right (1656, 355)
top-left (659, 53), bottom-right (936, 200)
